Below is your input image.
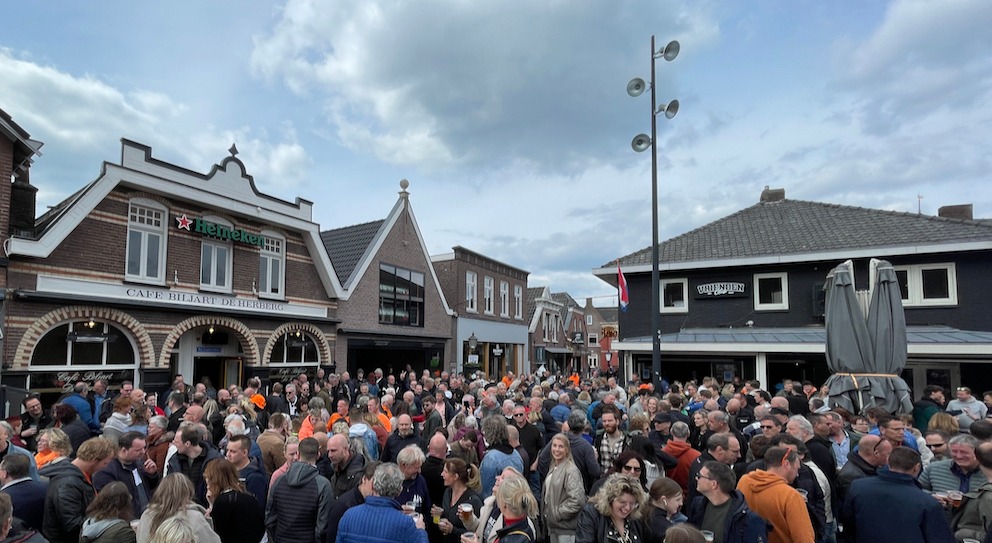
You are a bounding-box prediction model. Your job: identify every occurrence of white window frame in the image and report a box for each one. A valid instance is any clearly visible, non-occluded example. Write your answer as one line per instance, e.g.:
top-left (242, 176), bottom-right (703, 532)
top-left (588, 333), bottom-right (598, 346)
top-left (542, 313), bottom-right (549, 341)
top-left (258, 230), bottom-right (285, 299)
top-left (465, 271), bottom-right (478, 313)
top-left (753, 272), bottom-right (789, 311)
top-left (514, 285), bottom-right (523, 319)
top-left (893, 263), bottom-right (958, 307)
top-left (125, 198), bottom-right (167, 284)
top-left (500, 281), bottom-right (509, 317)
top-left (586, 315), bottom-right (593, 326)
top-left (484, 276), bottom-right (495, 315)
top-left (660, 278), bottom-right (689, 314)
top-left (200, 216), bottom-right (233, 293)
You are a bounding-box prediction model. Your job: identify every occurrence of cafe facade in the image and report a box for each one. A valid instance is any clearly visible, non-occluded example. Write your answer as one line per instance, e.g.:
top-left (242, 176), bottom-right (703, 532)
top-left (3, 137), bottom-right (342, 402)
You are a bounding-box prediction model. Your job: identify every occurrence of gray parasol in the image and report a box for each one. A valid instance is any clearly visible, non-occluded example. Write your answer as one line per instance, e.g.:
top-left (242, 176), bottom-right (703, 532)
top-left (822, 260), bottom-right (873, 414)
top-left (865, 259), bottom-right (914, 413)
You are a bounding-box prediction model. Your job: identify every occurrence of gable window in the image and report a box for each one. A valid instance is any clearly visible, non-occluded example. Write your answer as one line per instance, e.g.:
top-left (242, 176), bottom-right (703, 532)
top-left (754, 272), bottom-right (789, 311)
top-left (500, 281), bottom-right (509, 317)
top-left (893, 263), bottom-right (957, 306)
top-left (258, 231), bottom-right (285, 299)
top-left (125, 199), bottom-right (167, 284)
top-left (484, 277), bottom-right (495, 315)
top-left (660, 278), bottom-right (689, 314)
top-left (466, 272), bottom-right (478, 313)
top-left (514, 285), bottom-right (523, 319)
top-left (588, 333), bottom-right (598, 346)
top-left (586, 315), bottom-right (593, 326)
top-left (379, 263), bottom-right (425, 327)
top-left (200, 216), bottom-right (233, 293)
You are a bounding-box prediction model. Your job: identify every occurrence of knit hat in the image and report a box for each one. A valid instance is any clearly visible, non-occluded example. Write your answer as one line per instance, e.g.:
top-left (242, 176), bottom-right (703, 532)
top-left (250, 394), bottom-right (266, 410)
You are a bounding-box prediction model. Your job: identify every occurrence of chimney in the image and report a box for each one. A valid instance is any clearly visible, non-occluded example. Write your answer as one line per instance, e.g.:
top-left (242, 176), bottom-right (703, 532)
top-left (938, 204), bottom-right (973, 221)
top-left (759, 186), bottom-right (785, 203)
top-left (10, 165), bottom-right (37, 237)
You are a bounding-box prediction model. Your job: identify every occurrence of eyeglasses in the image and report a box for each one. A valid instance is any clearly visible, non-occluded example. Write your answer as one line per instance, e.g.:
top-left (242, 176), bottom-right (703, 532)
top-left (695, 473), bottom-right (715, 481)
top-left (927, 443), bottom-right (946, 449)
top-left (760, 425), bottom-right (776, 429)
top-left (614, 499), bottom-right (639, 510)
top-left (513, 413), bottom-right (526, 417)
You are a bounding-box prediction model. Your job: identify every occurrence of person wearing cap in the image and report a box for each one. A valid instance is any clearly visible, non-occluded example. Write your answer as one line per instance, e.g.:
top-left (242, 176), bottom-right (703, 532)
top-left (649, 413), bottom-right (673, 449)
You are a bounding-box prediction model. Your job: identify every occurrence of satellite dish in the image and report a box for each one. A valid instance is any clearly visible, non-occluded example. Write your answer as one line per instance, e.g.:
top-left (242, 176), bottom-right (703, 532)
top-left (627, 78), bottom-right (646, 97)
top-left (662, 40), bottom-right (680, 62)
top-left (631, 134), bottom-right (651, 153)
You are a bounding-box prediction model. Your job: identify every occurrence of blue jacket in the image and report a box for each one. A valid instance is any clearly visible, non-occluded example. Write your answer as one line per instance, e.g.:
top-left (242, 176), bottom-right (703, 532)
top-left (62, 394), bottom-right (100, 433)
top-left (336, 495), bottom-right (428, 543)
top-left (840, 467), bottom-right (954, 543)
top-left (687, 492), bottom-right (770, 543)
top-left (480, 445), bottom-right (523, 500)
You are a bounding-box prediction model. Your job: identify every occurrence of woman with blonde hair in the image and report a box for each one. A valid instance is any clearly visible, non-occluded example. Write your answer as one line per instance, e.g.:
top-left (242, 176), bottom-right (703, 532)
top-left (577, 474), bottom-right (649, 543)
top-left (492, 474), bottom-right (539, 543)
top-left (463, 467), bottom-right (535, 543)
top-left (203, 460), bottom-right (264, 543)
top-left (136, 473), bottom-right (220, 543)
top-left (34, 427), bottom-right (72, 469)
top-left (542, 433), bottom-right (585, 543)
top-left (433, 457), bottom-right (483, 543)
top-left (146, 516), bottom-right (196, 543)
top-left (927, 412), bottom-right (960, 435)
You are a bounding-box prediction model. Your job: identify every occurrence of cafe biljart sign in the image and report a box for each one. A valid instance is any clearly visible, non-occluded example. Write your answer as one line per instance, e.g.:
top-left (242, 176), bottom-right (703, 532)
top-left (695, 282), bottom-right (747, 298)
top-left (176, 214), bottom-right (267, 247)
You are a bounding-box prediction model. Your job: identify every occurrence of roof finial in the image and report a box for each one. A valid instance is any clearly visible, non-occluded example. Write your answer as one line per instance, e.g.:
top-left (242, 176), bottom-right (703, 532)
top-left (229, 143), bottom-right (239, 157)
top-left (399, 178), bottom-right (410, 198)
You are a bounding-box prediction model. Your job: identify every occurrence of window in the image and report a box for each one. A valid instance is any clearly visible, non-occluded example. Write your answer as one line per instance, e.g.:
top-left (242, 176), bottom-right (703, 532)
top-left (588, 333), bottom-right (598, 346)
top-left (514, 285), bottom-right (523, 319)
top-left (586, 315), bottom-right (593, 326)
top-left (125, 199), bottom-right (166, 283)
top-left (200, 216), bottom-right (233, 293)
top-left (379, 264), bottom-right (425, 326)
top-left (500, 281), bottom-right (509, 317)
top-left (484, 277), bottom-right (495, 315)
top-left (32, 321), bottom-right (136, 367)
top-left (270, 332), bottom-right (319, 364)
top-left (753, 272), bottom-right (789, 311)
top-left (893, 263), bottom-right (957, 306)
top-left (466, 272), bottom-right (477, 312)
top-left (258, 231), bottom-right (285, 298)
top-left (660, 278), bottom-right (689, 314)
top-left (542, 314), bottom-right (550, 341)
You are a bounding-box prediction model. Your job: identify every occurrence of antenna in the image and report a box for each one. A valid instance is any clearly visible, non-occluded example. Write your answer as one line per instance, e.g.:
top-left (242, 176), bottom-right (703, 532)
top-left (917, 193), bottom-right (923, 215)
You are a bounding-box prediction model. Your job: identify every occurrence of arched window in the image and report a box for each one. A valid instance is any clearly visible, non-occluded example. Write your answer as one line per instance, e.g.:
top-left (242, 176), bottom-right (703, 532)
top-left (258, 230), bottom-right (285, 299)
top-left (31, 320), bottom-right (137, 368)
top-left (200, 215), bottom-right (234, 293)
top-left (125, 198), bottom-right (167, 284)
top-left (269, 332), bottom-right (320, 364)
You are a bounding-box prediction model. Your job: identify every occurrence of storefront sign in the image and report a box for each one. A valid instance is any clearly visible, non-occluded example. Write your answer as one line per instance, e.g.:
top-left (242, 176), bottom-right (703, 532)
top-left (31, 369), bottom-right (136, 393)
top-left (268, 366), bottom-right (315, 384)
top-left (197, 347), bottom-right (222, 353)
top-left (176, 214), bottom-right (266, 247)
top-left (37, 275), bottom-right (329, 319)
top-left (694, 282), bottom-right (747, 299)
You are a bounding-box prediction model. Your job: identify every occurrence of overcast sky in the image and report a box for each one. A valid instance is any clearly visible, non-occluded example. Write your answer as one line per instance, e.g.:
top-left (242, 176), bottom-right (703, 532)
top-left (3, 1), bottom-right (990, 307)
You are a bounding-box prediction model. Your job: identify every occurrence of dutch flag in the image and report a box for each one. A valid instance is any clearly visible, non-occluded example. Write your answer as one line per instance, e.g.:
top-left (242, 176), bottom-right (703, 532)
top-left (617, 262), bottom-right (629, 312)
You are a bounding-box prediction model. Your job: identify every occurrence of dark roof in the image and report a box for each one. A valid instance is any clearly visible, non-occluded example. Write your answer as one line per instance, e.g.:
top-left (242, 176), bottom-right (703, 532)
top-left (320, 219), bottom-right (386, 285)
top-left (550, 292), bottom-right (581, 322)
top-left (525, 287), bottom-right (545, 323)
top-left (611, 199), bottom-right (992, 267)
top-left (597, 307), bottom-right (618, 323)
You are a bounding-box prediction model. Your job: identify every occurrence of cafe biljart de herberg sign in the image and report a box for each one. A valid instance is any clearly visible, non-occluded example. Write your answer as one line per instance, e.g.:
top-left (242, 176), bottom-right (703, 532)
top-left (176, 213), bottom-right (267, 247)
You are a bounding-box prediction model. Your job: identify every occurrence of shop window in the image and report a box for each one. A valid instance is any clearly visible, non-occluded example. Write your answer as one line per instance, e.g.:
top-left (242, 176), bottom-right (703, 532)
top-left (754, 272), bottom-right (789, 311)
top-left (259, 231), bottom-right (285, 299)
top-left (893, 263), bottom-right (957, 306)
top-left (125, 199), bottom-right (167, 284)
top-left (379, 263), bottom-right (425, 327)
top-left (32, 321), bottom-right (136, 367)
top-left (466, 271), bottom-right (477, 313)
top-left (270, 332), bottom-right (320, 364)
top-left (199, 216), bottom-right (233, 293)
top-left (660, 278), bottom-right (689, 314)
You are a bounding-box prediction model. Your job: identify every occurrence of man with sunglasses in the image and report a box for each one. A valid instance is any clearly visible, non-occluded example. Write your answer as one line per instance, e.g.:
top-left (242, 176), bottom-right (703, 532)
top-left (924, 430), bottom-right (951, 462)
top-left (836, 434), bottom-right (891, 505)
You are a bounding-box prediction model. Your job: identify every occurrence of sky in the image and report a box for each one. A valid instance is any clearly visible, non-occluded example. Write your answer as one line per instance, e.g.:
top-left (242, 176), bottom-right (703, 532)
top-left (2, 1), bottom-right (991, 307)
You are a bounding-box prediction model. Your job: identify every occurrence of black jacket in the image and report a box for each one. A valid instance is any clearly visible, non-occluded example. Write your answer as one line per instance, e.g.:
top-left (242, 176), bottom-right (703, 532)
top-left (323, 486), bottom-right (364, 543)
top-left (576, 502), bottom-right (646, 543)
top-left (40, 461), bottom-right (94, 543)
top-left (19, 412), bottom-right (54, 452)
top-left (330, 452), bottom-right (365, 500)
top-left (266, 462), bottom-right (333, 543)
top-left (93, 458), bottom-right (158, 518)
top-left (166, 444), bottom-right (224, 506)
top-left (381, 432), bottom-right (426, 463)
top-left (2, 478), bottom-right (47, 531)
top-left (686, 491), bottom-right (771, 543)
top-left (211, 489), bottom-right (265, 543)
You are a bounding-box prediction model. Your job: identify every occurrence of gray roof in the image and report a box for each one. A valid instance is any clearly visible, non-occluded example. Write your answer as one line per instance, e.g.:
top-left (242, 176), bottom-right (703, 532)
top-left (551, 292), bottom-right (581, 324)
top-left (620, 326), bottom-right (992, 346)
top-left (597, 307), bottom-right (619, 323)
top-left (611, 199), bottom-right (992, 267)
top-left (320, 219), bottom-right (386, 286)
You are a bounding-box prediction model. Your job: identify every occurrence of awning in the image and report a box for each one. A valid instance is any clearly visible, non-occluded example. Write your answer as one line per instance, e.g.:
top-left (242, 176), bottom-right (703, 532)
top-left (544, 347), bottom-right (573, 354)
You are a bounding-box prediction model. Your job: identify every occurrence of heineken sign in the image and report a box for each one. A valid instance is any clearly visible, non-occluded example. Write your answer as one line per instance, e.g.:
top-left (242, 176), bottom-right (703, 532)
top-left (175, 214), bottom-right (266, 247)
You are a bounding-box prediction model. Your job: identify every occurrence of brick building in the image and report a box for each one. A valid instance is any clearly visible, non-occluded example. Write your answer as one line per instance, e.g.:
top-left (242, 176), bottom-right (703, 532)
top-left (2, 125), bottom-right (341, 403)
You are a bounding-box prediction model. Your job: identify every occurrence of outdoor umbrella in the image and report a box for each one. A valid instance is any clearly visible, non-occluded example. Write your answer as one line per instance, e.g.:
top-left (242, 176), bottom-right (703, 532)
top-left (822, 260), bottom-right (873, 414)
top-left (865, 258), bottom-right (914, 413)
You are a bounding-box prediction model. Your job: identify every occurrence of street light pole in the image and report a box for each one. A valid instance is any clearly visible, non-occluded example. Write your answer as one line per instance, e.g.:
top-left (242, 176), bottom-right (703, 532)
top-left (629, 36), bottom-right (679, 389)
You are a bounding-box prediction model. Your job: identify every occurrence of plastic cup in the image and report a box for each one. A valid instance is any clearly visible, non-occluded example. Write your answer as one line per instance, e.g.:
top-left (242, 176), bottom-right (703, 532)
top-left (403, 502), bottom-right (416, 514)
top-left (462, 534), bottom-right (479, 543)
top-left (949, 491), bottom-right (963, 508)
top-left (433, 514), bottom-right (441, 524)
top-left (700, 531), bottom-right (714, 542)
top-left (458, 503), bottom-right (473, 522)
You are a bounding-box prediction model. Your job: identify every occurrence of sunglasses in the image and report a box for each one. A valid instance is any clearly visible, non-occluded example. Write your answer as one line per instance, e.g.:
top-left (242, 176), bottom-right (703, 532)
top-left (760, 425), bottom-right (776, 429)
top-left (927, 443), bottom-right (946, 449)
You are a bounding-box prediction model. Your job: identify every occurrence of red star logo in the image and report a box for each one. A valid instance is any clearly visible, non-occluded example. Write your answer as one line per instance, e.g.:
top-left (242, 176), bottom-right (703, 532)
top-left (176, 214), bottom-right (192, 230)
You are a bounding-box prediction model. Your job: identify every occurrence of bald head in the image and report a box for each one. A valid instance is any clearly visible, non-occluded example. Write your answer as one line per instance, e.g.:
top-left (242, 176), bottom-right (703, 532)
top-left (428, 433), bottom-right (448, 458)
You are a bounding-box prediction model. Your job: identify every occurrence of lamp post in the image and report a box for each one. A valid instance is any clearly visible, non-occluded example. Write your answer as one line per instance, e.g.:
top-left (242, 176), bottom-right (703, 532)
top-left (628, 36), bottom-right (680, 389)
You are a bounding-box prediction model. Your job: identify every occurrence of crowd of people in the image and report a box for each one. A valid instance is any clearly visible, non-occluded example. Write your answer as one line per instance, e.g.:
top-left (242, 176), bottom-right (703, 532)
top-left (2, 369), bottom-right (989, 543)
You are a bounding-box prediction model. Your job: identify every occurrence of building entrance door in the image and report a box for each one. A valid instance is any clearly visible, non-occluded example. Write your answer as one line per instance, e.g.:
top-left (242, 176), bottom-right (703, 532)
top-left (193, 357), bottom-right (243, 390)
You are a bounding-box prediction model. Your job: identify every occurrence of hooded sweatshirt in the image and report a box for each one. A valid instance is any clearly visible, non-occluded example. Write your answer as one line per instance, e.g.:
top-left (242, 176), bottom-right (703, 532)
top-left (736, 469), bottom-right (814, 543)
top-left (80, 518), bottom-right (135, 543)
